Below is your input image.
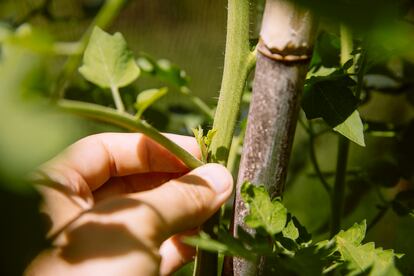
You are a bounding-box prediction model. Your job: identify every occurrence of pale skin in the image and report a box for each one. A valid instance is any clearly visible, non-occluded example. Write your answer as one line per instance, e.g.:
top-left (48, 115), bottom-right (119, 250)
top-left (25, 133), bottom-right (233, 276)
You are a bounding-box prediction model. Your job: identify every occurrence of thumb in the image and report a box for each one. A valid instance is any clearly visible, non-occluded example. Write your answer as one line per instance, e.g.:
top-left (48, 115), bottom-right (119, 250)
top-left (127, 163), bottom-right (233, 246)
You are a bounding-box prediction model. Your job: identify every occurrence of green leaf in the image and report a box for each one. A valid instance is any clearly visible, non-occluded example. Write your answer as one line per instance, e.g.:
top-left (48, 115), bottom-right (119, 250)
top-left (135, 87), bottom-right (168, 118)
top-left (333, 110), bottom-right (365, 146)
top-left (191, 126), bottom-right (216, 163)
top-left (205, 129), bottom-right (217, 147)
top-left (183, 230), bottom-right (255, 261)
top-left (335, 221), bottom-right (402, 275)
top-left (302, 70), bottom-right (357, 127)
top-left (191, 126), bottom-right (208, 162)
top-left (241, 182), bottom-right (287, 235)
top-left (184, 232), bottom-right (228, 253)
top-left (282, 219), bottom-right (299, 241)
top-left (336, 220), bottom-right (366, 246)
top-left (79, 26), bottom-right (140, 89)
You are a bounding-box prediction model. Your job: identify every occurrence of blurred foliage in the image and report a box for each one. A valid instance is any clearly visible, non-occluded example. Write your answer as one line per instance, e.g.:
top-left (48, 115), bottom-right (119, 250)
top-left (0, 0), bottom-right (414, 275)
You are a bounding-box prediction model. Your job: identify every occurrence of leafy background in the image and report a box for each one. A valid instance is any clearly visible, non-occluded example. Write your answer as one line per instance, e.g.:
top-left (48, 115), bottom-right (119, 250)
top-left (1, 0), bottom-right (414, 275)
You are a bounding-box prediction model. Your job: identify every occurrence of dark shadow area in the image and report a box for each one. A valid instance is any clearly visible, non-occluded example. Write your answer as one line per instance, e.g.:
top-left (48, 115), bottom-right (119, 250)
top-left (92, 197), bottom-right (144, 214)
top-left (0, 183), bottom-right (49, 276)
top-left (60, 221), bottom-right (156, 263)
top-left (213, 146), bottom-right (229, 163)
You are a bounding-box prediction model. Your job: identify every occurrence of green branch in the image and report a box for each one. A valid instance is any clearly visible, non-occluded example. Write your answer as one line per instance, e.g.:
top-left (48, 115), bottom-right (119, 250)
top-left (309, 121), bottom-right (332, 194)
top-left (194, 0), bottom-right (253, 275)
top-left (330, 135), bottom-right (350, 237)
top-left (57, 99), bottom-right (203, 169)
top-left (330, 25), bottom-right (355, 237)
top-left (209, 0), bottom-right (253, 163)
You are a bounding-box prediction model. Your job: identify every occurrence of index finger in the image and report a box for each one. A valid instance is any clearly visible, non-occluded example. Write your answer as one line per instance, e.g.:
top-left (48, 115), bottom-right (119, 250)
top-left (40, 133), bottom-right (201, 193)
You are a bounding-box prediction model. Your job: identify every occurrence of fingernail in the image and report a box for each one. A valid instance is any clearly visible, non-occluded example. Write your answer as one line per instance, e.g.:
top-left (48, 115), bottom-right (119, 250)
top-left (197, 164), bottom-right (233, 194)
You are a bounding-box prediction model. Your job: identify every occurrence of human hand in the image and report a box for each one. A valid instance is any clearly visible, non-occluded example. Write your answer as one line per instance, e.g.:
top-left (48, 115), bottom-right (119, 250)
top-left (26, 133), bottom-right (233, 276)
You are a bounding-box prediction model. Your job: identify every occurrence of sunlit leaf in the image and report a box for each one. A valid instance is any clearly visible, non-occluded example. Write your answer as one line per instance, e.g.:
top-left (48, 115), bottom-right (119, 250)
top-left (333, 110), bottom-right (365, 146)
top-left (79, 26), bottom-right (140, 89)
top-left (336, 220), bottom-right (366, 246)
top-left (282, 219), bottom-right (299, 241)
top-left (335, 221), bottom-right (402, 275)
top-left (191, 126), bottom-right (208, 162)
top-left (135, 87), bottom-right (168, 118)
top-left (191, 126), bottom-right (216, 163)
top-left (241, 182), bottom-right (287, 235)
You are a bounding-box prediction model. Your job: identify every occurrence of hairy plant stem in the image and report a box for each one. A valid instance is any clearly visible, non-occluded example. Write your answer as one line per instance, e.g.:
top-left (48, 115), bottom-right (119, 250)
top-left (209, 0), bottom-right (254, 164)
top-left (110, 85), bottom-right (125, 113)
top-left (226, 129), bottom-right (246, 175)
top-left (330, 25), bottom-right (354, 237)
top-left (57, 99), bottom-right (203, 169)
top-left (194, 0), bottom-right (253, 275)
top-left (51, 0), bottom-right (126, 100)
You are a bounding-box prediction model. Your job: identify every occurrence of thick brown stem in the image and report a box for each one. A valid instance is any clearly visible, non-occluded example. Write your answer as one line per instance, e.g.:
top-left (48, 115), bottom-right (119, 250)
top-left (226, 1), bottom-right (317, 275)
top-left (232, 52), bottom-right (308, 276)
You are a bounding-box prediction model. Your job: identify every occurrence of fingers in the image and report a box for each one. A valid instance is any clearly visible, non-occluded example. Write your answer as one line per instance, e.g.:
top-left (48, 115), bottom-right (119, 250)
top-left (93, 172), bottom-right (183, 202)
top-left (159, 231), bottom-right (198, 275)
top-left (40, 133), bottom-right (201, 194)
top-left (125, 163), bottom-right (233, 245)
top-left (40, 164), bottom-right (232, 275)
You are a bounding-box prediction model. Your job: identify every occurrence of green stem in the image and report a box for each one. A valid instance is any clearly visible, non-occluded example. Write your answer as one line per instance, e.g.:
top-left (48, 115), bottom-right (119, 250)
top-left (57, 99), bottom-right (203, 169)
top-left (110, 85), bottom-right (125, 113)
top-left (330, 136), bottom-right (350, 237)
top-left (309, 122), bottom-right (331, 194)
top-left (226, 134), bottom-right (243, 175)
top-left (340, 25), bottom-right (353, 66)
top-left (355, 49), bottom-right (367, 100)
top-left (194, 0), bottom-right (253, 275)
top-left (51, 0), bottom-right (126, 100)
top-left (330, 25), bottom-right (354, 237)
top-left (209, 0), bottom-right (253, 163)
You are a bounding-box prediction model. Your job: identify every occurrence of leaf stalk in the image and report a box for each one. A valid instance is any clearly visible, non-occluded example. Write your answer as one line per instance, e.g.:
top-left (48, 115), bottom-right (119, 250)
top-left (110, 85), bottom-right (126, 113)
top-left (57, 99), bottom-right (203, 169)
top-left (330, 25), bottom-right (354, 237)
